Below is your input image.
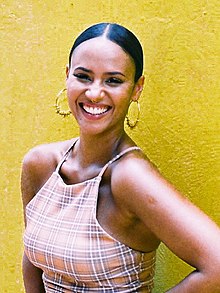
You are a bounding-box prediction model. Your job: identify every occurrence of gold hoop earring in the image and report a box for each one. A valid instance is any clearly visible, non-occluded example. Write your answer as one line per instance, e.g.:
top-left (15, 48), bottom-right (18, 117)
top-left (126, 100), bottom-right (140, 129)
top-left (54, 88), bottom-right (71, 117)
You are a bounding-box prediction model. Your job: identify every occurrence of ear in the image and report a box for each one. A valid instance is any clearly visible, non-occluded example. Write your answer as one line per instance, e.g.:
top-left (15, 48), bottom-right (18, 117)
top-left (66, 64), bottom-right (69, 79)
top-left (131, 75), bottom-right (145, 101)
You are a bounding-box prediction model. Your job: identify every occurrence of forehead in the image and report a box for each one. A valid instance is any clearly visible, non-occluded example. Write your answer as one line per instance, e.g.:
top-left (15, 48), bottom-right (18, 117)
top-left (70, 37), bottom-right (135, 70)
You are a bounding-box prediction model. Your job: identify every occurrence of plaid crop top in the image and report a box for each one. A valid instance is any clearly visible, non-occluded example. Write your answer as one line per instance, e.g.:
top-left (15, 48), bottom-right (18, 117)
top-left (24, 140), bottom-right (156, 292)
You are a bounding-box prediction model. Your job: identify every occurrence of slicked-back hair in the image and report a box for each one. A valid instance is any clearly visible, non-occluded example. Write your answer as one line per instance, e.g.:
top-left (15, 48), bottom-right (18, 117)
top-left (68, 23), bottom-right (143, 82)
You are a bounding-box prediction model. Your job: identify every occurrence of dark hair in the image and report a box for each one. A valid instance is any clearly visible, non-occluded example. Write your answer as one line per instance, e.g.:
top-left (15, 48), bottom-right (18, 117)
top-left (69, 23), bottom-right (143, 82)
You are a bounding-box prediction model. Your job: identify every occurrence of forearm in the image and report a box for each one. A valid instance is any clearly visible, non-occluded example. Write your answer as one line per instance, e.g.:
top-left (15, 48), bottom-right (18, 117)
top-left (166, 270), bottom-right (220, 293)
top-left (22, 252), bottom-right (45, 293)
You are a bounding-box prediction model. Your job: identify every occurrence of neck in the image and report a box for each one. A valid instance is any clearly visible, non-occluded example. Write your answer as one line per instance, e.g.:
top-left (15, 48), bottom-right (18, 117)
top-left (75, 129), bottom-right (132, 168)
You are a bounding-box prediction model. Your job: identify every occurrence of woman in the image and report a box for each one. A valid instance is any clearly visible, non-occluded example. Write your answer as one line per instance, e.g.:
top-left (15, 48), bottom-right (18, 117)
top-left (22, 23), bottom-right (220, 292)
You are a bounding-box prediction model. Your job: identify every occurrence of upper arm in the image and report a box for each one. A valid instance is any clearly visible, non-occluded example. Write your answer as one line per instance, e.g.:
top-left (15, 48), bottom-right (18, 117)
top-left (112, 157), bottom-right (220, 273)
top-left (21, 145), bottom-right (57, 225)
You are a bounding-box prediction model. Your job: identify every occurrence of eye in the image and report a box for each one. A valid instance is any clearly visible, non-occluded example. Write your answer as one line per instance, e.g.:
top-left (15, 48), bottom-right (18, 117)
top-left (106, 77), bottom-right (123, 85)
top-left (73, 73), bottom-right (92, 82)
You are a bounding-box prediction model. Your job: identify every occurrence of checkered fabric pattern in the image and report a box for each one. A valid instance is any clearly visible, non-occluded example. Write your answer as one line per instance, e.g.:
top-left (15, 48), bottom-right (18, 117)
top-left (24, 145), bottom-right (156, 292)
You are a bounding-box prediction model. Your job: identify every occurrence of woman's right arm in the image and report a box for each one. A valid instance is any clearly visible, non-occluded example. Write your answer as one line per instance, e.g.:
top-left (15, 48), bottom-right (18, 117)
top-left (22, 252), bottom-right (45, 293)
top-left (21, 145), bottom-right (58, 292)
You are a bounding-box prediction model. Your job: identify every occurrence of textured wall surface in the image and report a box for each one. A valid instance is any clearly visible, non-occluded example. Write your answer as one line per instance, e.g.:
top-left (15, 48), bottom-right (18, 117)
top-left (1, 1), bottom-right (219, 292)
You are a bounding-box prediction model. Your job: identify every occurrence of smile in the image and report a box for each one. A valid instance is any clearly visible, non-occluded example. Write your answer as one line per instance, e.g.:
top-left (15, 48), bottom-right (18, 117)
top-left (80, 103), bottom-right (110, 115)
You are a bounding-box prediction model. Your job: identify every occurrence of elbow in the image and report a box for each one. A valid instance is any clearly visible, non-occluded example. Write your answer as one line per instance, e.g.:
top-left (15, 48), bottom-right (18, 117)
top-left (201, 262), bottom-right (220, 291)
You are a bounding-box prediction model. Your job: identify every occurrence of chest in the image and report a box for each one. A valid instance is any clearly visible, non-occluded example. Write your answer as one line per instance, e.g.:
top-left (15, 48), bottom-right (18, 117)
top-left (23, 173), bottom-right (155, 289)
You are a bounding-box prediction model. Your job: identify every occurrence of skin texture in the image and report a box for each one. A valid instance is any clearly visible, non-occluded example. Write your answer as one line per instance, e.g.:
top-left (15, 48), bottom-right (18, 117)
top-left (21, 37), bottom-right (220, 292)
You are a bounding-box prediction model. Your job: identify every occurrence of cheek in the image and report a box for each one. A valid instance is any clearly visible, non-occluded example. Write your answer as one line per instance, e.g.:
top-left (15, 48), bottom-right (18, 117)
top-left (66, 79), bottom-right (82, 100)
top-left (66, 88), bottom-right (74, 105)
top-left (115, 89), bottom-right (132, 111)
top-left (117, 85), bottom-right (135, 102)
top-left (66, 77), bottom-right (75, 91)
top-left (66, 83), bottom-right (78, 112)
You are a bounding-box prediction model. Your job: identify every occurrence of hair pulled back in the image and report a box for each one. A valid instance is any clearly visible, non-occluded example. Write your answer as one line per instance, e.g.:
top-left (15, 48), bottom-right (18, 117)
top-left (69, 23), bottom-right (143, 82)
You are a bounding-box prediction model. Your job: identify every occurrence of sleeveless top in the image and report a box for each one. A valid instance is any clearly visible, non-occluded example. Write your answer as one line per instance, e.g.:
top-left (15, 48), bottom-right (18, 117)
top-left (24, 139), bottom-right (156, 292)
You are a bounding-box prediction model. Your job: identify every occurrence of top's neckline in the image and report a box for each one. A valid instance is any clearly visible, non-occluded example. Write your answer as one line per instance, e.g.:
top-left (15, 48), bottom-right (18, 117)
top-left (55, 138), bottom-right (141, 186)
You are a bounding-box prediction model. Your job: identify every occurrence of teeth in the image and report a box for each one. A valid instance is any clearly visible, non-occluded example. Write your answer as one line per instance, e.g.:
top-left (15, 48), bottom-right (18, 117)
top-left (83, 105), bottom-right (108, 115)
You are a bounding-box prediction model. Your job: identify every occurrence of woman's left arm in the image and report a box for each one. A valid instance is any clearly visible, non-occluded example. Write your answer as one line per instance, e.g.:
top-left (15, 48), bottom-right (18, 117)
top-left (115, 158), bottom-right (220, 292)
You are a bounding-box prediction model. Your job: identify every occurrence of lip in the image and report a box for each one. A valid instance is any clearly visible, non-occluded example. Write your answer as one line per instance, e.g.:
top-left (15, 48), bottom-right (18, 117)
top-left (79, 102), bottom-right (111, 118)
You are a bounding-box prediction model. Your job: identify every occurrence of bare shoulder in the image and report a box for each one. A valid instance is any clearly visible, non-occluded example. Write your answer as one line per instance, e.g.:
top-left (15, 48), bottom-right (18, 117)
top-left (112, 149), bottom-right (220, 273)
top-left (111, 149), bottom-right (162, 213)
top-left (111, 150), bottom-right (187, 224)
top-left (21, 139), bottom-right (75, 213)
top-left (22, 139), bottom-right (73, 171)
top-left (111, 148), bottom-right (206, 223)
top-left (112, 149), bottom-right (160, 191)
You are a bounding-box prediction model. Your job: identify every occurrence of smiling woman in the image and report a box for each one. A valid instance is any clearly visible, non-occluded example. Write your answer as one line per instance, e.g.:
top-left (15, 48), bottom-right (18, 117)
top-left (21, 23), bottom-right (220, 293)
top-left (66, 36), bottom-right (143, 135)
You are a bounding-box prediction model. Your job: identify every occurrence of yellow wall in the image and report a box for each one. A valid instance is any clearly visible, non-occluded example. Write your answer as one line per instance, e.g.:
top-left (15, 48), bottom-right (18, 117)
top-left (1, 1), bottom-right (219, 292)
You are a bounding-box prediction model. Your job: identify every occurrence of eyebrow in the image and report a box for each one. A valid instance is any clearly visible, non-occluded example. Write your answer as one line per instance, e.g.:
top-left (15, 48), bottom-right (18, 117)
top-left (74, 66), bottom-right (125, 77)
top-left (74, 67), bottom-right (92, 73)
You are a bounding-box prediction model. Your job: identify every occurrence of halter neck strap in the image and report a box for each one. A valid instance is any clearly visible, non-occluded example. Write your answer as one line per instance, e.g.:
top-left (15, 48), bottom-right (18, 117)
top-left (98, 146), bottom-right (141, 178)
top-left (55, 139), bottom-right (141, 178)
top-left (55, 138), bottom-right (79, 173)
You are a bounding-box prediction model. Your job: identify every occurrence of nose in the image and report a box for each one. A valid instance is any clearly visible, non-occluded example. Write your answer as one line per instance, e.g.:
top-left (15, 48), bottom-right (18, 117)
top-left (85, 84), bottom-right (105, 103)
